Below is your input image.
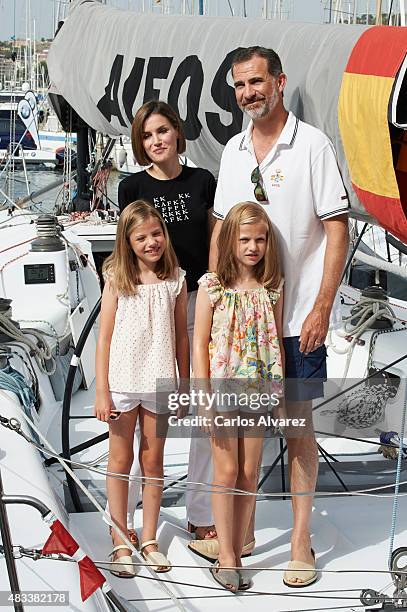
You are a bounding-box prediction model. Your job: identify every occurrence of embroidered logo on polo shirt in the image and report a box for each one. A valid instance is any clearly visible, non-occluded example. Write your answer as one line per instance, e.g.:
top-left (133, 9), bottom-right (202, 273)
top-left (270, 169), bottom-right (285, 187)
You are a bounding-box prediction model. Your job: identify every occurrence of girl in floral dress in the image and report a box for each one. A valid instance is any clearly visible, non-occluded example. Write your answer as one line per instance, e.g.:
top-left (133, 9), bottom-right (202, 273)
top-left (193, 201), bottom-right (284, 592)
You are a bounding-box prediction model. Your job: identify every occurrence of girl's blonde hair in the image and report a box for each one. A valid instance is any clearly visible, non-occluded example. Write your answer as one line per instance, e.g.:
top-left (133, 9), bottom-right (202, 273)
top-left (103, 200), bottom-right (178, 294)
top-left (216, 201), bottom-right (281, 290)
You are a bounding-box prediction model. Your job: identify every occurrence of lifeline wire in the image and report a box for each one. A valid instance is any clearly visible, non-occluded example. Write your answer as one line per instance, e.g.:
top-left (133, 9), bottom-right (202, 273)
top-left (1, 412), bottom-right (406, 500)
top-left (0, 393), bottom-right (186, 612)
top-left (387, 380), bottom-right (407, 568)
top-left (4, 544), bottom-right (404, 604)
top-left (1, 407), bottom-right (406, 608)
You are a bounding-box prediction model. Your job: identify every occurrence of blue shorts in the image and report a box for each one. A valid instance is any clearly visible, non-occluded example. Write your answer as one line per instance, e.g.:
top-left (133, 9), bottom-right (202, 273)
top-left (283, 336), bottom-right (327, 402)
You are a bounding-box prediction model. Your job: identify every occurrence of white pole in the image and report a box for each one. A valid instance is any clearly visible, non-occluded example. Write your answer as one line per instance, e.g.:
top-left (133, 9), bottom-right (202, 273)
top-left (333, 0), bottom-right (338, 23)
top-left (33, 20), bottom-right (36, 91)
top-left (353, 0), bottom-right (357, 23)
top-left (376, 0), bottom-right (382, 24)
top-left (29, 0), bottom-right (32, 86)
top-left (25, 0), bottom-right (28, 83)
top-left (399, 0), bottom-right (405, 25)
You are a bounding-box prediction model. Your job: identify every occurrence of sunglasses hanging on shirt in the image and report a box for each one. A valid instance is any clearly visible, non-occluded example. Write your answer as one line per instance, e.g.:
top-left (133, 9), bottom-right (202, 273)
top-left (251, 166), bottom-right (269, 204)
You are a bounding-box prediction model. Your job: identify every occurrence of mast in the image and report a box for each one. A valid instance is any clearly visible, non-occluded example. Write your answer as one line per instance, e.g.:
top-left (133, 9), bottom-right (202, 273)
top-left (33, 20), bottom-right (36, 91)
top-left (400, 0), bottom-right (406, 25)
top-left (376, 0), bottom-right (383, 23)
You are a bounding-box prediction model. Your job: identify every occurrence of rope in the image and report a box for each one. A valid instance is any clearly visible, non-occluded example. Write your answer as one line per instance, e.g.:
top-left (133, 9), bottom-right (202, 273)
top-left (0, 365), bottom-right (35, 411)
top-left (326, 290), bottom-right (406, 428)
top-left (321, 381), bottom-right (398, 428)
top-left (0, 312), bottom-right (56, 375)
top-left (331, 295), bottom-right (397, 379)
top-left (0, 346), bottom-right (39, 401)
top-left (0, 237), bottom-right (35, 255)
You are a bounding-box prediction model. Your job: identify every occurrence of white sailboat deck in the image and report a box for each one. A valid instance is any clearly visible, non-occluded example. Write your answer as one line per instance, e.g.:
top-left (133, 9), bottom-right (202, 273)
top-left (70, 494), bottom-right (406, 612)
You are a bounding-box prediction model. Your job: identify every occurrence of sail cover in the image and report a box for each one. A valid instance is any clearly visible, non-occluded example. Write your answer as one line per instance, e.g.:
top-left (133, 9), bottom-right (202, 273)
top-left (47, 0), bottom-right (407, 242)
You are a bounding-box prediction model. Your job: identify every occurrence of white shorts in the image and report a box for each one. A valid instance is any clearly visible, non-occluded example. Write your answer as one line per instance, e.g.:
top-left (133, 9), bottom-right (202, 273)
top-left (110, 391), bottom-right (168, 416)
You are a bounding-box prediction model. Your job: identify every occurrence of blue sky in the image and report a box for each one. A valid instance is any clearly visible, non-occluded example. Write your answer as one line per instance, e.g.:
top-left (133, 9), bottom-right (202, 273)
top-left (0, 0), bottom-right (387, 41)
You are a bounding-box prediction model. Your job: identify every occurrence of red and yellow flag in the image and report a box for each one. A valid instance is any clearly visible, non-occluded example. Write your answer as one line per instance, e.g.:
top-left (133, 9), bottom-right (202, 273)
top-left (338, 26), bottom-right (407, 242)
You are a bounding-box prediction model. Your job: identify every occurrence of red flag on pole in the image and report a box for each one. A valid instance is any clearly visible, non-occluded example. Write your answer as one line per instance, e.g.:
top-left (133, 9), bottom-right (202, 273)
top-left (42, 519), bottom-right (105, 601)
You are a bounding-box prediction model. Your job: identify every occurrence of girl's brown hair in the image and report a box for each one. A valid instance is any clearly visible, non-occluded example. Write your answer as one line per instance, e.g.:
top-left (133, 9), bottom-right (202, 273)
top-left (216, 201), bottom-right (281, 290)
top-left (103, 200), bottom-right (178, 295)
top-left (131, 100), bottom-right (186, 166)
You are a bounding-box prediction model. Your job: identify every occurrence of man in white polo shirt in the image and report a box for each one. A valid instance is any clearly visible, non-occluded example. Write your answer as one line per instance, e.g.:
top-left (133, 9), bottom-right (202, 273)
top-left (206, 46), bottom-right (349, 586)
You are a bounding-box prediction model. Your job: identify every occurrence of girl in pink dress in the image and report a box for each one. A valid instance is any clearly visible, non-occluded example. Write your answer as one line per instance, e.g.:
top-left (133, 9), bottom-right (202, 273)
top-left (193, 201), bottom-right (284, 592)
top-left (94, 200), bottom-right (189, 576)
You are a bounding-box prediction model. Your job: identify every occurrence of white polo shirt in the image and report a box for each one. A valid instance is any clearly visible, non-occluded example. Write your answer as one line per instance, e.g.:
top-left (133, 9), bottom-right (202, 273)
top-left (213, 112), bottom-right (349, 338)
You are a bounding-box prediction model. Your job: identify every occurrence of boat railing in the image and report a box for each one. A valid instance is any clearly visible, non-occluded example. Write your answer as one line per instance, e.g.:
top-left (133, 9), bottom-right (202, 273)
top-left (58, 298), bottom-right (365, 513)
top-left (0, 467), bottom-right (50, 612)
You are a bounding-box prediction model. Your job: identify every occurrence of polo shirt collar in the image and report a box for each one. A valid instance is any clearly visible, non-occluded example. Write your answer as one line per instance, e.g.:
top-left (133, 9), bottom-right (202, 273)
top-left (238, 111), bottom-right (299, 154)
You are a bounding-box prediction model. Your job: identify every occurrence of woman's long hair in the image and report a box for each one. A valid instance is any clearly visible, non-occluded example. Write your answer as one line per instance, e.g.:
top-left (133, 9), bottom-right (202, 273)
top-left (131, 100), bottom-right (186, 166)
top-left (103, 200), bottom-right (178, 295)
top-left (216, 202), bottom-right (281, 290)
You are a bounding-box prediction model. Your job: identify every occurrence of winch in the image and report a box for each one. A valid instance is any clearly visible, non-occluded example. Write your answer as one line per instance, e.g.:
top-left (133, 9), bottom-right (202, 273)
top-left (349, 286), bottom-right (394, 330)
top-left (1, 215), bottom-right (82, 336)
top-left (361, 547), bottom-right (407, 610)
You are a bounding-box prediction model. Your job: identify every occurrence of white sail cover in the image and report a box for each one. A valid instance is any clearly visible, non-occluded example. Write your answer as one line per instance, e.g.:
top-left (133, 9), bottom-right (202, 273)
top-left (48, 0), bottom-right (396, 224)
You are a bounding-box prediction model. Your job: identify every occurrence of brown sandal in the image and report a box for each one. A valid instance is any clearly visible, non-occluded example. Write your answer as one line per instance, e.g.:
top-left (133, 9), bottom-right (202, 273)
top-left (187, 522), bottom-right (217, 540)
top-left (109, 527), bottom-right (139, 550)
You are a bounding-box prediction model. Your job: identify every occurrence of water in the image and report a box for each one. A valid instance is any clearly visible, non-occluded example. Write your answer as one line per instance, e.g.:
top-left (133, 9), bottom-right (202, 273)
top-left (0, 167), bottom-right (124, 213)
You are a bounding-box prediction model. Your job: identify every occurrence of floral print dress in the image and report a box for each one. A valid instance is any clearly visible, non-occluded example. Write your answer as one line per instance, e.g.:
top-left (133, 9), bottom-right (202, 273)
top-left (198, 272), bottom-right (284, 400)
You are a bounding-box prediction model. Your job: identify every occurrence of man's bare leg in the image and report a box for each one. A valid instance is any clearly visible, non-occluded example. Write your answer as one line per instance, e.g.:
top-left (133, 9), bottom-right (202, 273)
top-left (285, 400), bottom-right (317, 581)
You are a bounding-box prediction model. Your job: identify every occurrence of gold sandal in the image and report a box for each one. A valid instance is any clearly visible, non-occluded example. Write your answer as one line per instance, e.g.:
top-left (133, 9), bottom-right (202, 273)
top-left (140, 539), bottom-right (171, 573)
top-left (283, 548), bottom-right (317, 588)
top-left (188, 538), bottom-right (255, 561)
top-left (108, 545), bottom-right (136, 578)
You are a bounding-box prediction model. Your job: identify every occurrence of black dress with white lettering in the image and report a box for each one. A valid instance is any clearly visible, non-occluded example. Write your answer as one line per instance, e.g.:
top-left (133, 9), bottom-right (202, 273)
top-left (118, 166), bottom-right (216, 292)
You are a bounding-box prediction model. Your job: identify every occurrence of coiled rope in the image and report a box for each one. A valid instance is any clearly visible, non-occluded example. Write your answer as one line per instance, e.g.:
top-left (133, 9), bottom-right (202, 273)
top-left (0, 311), bottom-right (56, 375)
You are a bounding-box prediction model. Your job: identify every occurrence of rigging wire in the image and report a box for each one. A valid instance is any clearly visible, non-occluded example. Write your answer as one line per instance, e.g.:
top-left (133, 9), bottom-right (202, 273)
top-left (0, 395), bottom-right (186, 612)
top-left (387, 382), bottom-right (407, 567)
top-left (2, 544), bottom-right (405, 604)
top-left (6, 545), bottom-right (407, 578)
top-left (1, 410), bottom-right (406, 499)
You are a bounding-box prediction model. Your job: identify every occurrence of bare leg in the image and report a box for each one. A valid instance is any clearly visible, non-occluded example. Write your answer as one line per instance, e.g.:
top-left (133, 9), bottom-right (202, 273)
top-left (285, 400), bottom-right (317, 580)
top-left (107, 408), bottom-right (139, 559)
top-left (244, 448), bottom-right (263, 545)
top-left (211, 431), bottom-right (238, 570)
top-left (245, 507), bottom-right (256, 544)
top-left (138, 407), bottom-right (168, 564)
top-left (233, 433), bottom-right (264, 565)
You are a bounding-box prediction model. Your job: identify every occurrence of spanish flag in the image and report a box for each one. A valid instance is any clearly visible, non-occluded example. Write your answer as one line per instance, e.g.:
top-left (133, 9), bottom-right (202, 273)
top-left (338, 26), bottom-right (407, 243)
